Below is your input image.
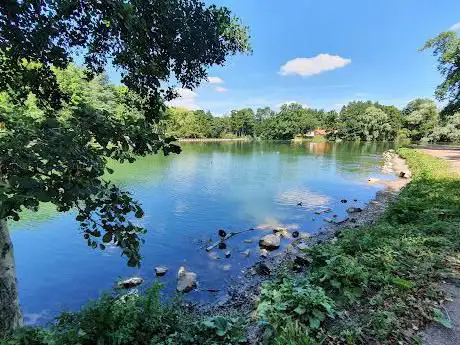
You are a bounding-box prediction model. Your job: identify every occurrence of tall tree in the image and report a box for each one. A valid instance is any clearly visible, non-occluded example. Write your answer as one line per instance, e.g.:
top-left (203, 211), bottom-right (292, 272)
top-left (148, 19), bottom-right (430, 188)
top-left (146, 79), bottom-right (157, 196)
top-left (230, 108), bottom-right (255, 137)
top-left (402, 98), bottom-right (439, 141)
top-left (422, 31), bottom-right (460, 118)
top-left (0, 0), bottom-right (250, 333)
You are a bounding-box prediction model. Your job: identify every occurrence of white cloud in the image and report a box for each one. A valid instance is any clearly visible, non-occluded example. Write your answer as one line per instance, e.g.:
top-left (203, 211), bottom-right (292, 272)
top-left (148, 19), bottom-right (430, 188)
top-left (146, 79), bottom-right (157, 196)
top-left (450, 22), bottom-right (460, 32)
top-left (215, 86), bottom-right (228, 93)
top-left (279, 54), bottom-right (351, 77)
top-left (207, 76), bottom-right (224, 84)
top-left (166, 88), bottom-right (199, 110)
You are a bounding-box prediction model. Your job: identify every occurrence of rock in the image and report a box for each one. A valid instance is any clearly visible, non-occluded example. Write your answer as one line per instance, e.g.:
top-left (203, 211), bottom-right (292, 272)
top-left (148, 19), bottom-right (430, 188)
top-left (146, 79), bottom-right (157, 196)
top-left (176, 267), bottom-right (197, 293)
top-left (299, 232), bottom-right (310, 240)
top-left (291, 230), bottom-right (300, 238)
top-left (297, 202), bottom-right (303, 206)
top-left (335, 217), bottom-right (349, 225)
top-left (314, 207), bottom-right (332, 215)
top-left (296, 242), bottom-right (309, 251)
top-left (273, 227), bottom-right (289, 238)
top-left (399, 170), bottom-right (411, 179)
top-left (346, 207), bottom-right (362, 213)
top-left (340, 199), bottom-right (347, 203)
top-left (241, 249), bottom-right (251, 257)
top-left (218, 229), bottom-right (227, 238)
top-left (260, 249), bottom-right (269, 258)
top-left (254, 262), bottom-right (272, 276)
top-left (294, 253), bottom-right (313, 266)
top-left (323, 217), bottom-right (334, 223)
top-left (224, 250), bottom-right (231, 258)
top-left (154, 266), bottom-right (168, 277)
top-left (259, 234), bottom-right (281, 250)
top-left (350, 217), bottom-right (357, 223)
top-left (218, 242), bottom-right (227, 249)
top-left (221, 264), bottom-right (232, 271)
top-left (353, 198), bottom-right (358, 202)
top-left (118, 277), bottom-right (143, 289)
top-left (243, 239), bottom-right (253, 244)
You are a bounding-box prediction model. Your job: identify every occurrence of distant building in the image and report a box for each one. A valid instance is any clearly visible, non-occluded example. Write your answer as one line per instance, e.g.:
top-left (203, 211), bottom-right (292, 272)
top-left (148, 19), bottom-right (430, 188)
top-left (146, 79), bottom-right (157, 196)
top-left (314, 128), bottom-right (326, 136)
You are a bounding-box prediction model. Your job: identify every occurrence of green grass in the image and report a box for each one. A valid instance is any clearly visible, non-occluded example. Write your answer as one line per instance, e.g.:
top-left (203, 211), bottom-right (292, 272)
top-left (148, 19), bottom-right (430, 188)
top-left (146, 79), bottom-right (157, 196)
top-left (257, 148), bottom-right (460, 344)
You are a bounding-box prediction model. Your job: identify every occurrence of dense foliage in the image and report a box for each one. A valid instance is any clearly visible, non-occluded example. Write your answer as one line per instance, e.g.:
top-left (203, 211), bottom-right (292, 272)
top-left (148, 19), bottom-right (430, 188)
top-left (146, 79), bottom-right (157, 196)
top-left (256, 149), bottom-right (460, 344)
top-left (0, 283), bottom-right (246, 345)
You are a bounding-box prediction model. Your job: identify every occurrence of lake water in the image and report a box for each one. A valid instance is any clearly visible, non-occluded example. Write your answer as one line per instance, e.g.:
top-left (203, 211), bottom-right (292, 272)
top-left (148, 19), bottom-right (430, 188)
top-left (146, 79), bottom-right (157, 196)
top-left (11, 141), bottom-right (395, 325)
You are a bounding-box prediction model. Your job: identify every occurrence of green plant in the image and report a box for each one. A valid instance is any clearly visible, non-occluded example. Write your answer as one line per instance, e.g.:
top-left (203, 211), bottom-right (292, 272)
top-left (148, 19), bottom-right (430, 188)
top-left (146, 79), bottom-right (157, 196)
top-left (257, 277), bottom-right (335, 332)
top-left (199, 316), bottom-right (246, 344)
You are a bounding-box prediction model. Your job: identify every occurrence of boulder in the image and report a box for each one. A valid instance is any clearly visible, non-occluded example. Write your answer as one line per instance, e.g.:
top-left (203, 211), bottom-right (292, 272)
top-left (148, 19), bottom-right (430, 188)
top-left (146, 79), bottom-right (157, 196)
top-left (259, 234), bottom-right (280, 250)
top-left (118, 277), bottom-right (143, 289)
top-left (224, 250), bottom-right (231, 258)
top-left (291, 230), bottom-right (300, 238)
top-left (177, 266), bottom-right (197, 293)
top-left (154, 266), bottom-right (168, 277)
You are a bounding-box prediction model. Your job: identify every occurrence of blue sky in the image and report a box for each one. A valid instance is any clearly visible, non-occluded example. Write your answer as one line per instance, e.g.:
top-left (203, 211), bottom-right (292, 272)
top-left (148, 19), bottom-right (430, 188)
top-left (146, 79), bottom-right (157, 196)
top-left (120, 0), bottom-right (460, 115)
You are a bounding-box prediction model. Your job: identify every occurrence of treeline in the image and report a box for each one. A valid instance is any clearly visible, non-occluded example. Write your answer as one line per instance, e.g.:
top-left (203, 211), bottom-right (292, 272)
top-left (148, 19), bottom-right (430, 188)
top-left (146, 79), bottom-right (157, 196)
top-left (4, 64), bottom-right (457, 144)
top-left (163, 99), bottom-right (460, 143)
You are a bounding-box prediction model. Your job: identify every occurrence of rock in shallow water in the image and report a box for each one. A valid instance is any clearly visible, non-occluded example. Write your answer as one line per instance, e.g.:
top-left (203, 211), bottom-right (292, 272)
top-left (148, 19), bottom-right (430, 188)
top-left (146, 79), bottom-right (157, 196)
top-left (118, 277), bottom-right (143, 289)
top-left (346, 207), bottom-right (362, 213)
top-left (259, 234), bottom-right (280, 250)
top-left (177, 266), bottom-right (197, 293)
top-left (154, 266), bottom-right (168, 276)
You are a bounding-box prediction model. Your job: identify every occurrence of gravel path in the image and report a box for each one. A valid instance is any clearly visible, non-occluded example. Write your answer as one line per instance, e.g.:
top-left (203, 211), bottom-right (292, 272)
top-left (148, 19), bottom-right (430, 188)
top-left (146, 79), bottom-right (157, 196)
top-left (419, 146), bottom-right (460, 173)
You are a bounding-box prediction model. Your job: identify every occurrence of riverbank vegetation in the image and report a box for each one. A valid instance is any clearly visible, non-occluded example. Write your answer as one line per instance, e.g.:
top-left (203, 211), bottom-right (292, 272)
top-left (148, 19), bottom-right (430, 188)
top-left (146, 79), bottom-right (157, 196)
top-left (256, 148), bottom-right (460, 344)
top-left (2, 149), bottom-right (459, 345)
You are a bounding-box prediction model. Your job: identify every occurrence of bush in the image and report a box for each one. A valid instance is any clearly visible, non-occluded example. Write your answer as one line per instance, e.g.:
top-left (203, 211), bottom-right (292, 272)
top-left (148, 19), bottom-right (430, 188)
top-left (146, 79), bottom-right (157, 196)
top-left (1, 283), bottom-right (246, 345)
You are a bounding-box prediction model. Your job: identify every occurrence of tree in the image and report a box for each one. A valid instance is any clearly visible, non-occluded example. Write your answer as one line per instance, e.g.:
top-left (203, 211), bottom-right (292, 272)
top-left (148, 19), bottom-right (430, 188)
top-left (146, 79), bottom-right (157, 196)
top-left (402, 99), bottom-right (439, 141)
top-left (422, 31), bottom-right (460, 118)
top-left (333, 101), bottom-right (400, 141)
top-left (230, 108), bottom-right (256, 137)
top-left (211, 116), bottom-right (232, 138)
top-left (0, 0), bottom-right (250, 333)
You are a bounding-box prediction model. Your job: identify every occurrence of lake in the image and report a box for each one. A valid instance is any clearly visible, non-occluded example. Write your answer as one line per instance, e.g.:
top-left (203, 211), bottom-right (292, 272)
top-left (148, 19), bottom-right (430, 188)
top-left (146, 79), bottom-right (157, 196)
top-left (11, 141), bottom-right (396, 325)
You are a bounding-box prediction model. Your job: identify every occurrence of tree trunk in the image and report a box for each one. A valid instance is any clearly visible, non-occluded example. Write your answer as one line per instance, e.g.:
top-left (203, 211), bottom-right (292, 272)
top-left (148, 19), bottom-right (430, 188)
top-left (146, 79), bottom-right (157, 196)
top-left (0, 219), bottom-right (22, 334)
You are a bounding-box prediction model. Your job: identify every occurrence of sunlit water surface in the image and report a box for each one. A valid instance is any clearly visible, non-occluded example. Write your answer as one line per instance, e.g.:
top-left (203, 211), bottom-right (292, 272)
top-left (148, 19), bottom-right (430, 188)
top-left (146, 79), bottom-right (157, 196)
top-left (11, 141), bottom-right (396, 324)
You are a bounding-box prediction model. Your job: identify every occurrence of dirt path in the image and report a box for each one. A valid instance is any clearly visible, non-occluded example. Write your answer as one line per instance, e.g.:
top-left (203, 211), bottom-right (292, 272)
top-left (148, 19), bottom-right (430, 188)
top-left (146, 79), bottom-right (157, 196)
top-left (419, 146), bottom-right (460, 173)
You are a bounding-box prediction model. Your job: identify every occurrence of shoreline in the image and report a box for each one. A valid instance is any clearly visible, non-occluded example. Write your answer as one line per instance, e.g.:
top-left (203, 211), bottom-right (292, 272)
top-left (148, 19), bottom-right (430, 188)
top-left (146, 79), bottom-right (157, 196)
top-left (201, 150), bottom-right (412, 339)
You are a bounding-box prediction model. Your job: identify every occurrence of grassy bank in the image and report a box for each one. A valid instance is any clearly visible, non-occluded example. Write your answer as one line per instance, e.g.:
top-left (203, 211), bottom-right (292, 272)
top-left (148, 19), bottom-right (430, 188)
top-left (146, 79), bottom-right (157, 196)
top-left (257, 148), bottom-right (460, 344)
top-left (2, 149), bottom-right (459, 345)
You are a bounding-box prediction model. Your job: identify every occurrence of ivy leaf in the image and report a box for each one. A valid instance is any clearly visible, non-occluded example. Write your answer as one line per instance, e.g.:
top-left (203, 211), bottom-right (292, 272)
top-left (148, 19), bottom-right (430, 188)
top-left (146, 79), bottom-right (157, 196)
top-left (433, 308), bottom-right (452, 328)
